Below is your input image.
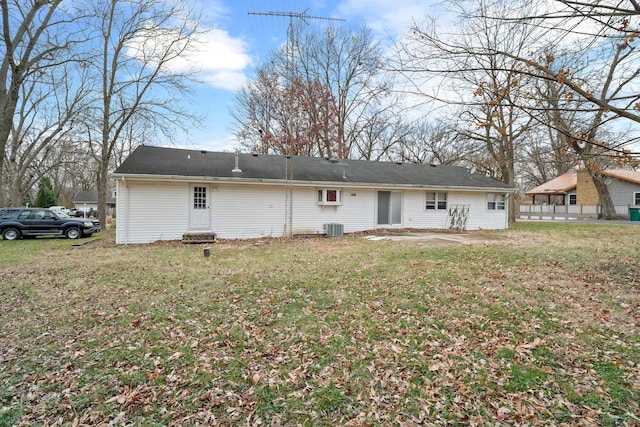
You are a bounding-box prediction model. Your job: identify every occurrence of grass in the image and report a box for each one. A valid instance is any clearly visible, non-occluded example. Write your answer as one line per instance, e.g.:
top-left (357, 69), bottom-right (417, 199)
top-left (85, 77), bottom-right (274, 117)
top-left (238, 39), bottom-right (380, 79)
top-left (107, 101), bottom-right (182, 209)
top-left (0, 222), bottom-right (639, 425)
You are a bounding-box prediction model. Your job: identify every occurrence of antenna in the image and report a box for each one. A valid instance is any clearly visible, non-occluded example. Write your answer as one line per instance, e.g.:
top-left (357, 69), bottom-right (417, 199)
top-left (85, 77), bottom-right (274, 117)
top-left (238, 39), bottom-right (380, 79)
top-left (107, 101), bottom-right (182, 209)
top-left (247, 8), bottom-right (345, 84)
top-left (248, 8), bottom-right (345, 81)
top-left (248, 9), bottom-right (345, 24)
top-left (248, 8), bottom-right (345, 238)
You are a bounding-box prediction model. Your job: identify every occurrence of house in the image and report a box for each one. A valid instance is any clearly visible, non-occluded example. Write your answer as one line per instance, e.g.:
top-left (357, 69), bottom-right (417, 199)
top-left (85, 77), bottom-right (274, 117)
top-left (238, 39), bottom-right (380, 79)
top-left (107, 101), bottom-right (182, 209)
top-left (522, 169), bottom-right (640, 218)
top-left (73, 190), bottom-right (116, 215)
top-left (112, 145), bottom-right (515, 244)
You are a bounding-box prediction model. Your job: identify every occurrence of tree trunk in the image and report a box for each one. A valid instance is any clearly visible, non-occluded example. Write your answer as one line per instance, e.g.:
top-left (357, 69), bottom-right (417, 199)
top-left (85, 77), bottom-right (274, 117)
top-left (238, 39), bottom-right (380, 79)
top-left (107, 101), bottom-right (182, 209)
top-left (97, 154), bottom-right (108, 230)
top-left (507, 169), bottom-right (518, 224)
top-left (590, 171), bottom-right (617, 219)
top-left (8, 161), bottom-right (23, 206)
top-left (0, 89), bottom-right (19, 206)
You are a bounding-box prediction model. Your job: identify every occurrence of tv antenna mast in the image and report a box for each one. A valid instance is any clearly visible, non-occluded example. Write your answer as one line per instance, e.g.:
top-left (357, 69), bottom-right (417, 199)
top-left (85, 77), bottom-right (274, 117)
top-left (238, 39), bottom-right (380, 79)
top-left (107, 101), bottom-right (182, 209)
top-left (247, 8), bottom-right (345, 238)
top-left (248, 9), bottom-right (345, 82)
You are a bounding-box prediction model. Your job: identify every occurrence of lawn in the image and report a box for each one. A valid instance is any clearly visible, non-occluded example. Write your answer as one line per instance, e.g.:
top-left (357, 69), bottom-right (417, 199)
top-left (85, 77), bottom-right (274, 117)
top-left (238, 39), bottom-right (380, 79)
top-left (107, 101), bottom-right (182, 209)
top-left (0, 222), bottom-right (638, 426)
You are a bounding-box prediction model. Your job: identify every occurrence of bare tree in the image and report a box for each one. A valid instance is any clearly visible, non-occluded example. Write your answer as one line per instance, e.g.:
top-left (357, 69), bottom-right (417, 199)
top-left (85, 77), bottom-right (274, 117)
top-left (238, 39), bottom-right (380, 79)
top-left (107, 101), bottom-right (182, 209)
top-left (0, 0), bottom-right (77, 205)
top-left (4, 60), bottom-right (89, 206)
top-left (395, 1), bottom-right (539, 222)
top-left (44, 141), bottom-right (97, 206)
top-left (80, 0), bottom-right (201, 226)
top-left (231, 67), bottom-right (278, 151)
top-left (473, 1), bottom-right (640, 150)
top-left (232, 65), bottom-right (340, 157)
top-left (396, 120), bottom-right (472, 166)
top-left (349, 107), bottom-right (410, 161)
top-left (522, 1), bottom-right (640, 36)
top-left (233, 23), bottom-right (392, 160)
top-left (485, 2), bottom-right (640, 217)
top-left (295, 24), bottom-right (391, 159)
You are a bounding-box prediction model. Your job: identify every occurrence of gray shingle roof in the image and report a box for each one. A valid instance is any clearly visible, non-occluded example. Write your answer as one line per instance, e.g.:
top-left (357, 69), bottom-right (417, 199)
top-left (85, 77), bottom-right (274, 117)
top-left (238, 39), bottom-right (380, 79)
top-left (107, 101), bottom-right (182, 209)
top-left (74, 191), bottom-right (116, 204)
top-left (114, 145), bottom-right (512, 190)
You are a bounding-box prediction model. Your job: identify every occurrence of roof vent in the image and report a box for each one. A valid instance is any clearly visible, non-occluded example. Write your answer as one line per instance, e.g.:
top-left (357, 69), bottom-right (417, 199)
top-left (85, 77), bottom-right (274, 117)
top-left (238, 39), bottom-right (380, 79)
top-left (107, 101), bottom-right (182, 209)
top-left (232, 152), bottom-right (242, 173)
top-left (396, 161), bottom-right (402, 165)
top-left (252, 153), bottom-right (259, 157)
top-left (430, 164), bottom-right (437, 167)
top-left (200, 150), bottom-right (207, 154)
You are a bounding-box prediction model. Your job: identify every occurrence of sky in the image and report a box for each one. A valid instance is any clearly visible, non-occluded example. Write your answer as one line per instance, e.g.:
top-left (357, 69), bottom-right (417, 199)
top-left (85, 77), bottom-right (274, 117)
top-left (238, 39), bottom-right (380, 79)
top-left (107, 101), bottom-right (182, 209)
top-left (176, 0), bottom-right (439, 152)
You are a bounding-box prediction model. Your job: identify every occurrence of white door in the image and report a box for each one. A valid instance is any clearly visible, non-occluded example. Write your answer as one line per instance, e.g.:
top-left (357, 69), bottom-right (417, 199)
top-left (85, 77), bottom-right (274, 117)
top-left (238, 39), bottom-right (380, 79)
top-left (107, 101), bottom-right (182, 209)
top-left (190, 185), bottom-right (211, 230)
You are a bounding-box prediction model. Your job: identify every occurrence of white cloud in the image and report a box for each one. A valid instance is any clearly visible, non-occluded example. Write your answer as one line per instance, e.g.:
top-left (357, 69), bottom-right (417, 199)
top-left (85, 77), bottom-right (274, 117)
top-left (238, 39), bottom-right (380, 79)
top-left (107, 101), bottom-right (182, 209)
top-left (336, 0), bottom-right (437, 38)
top-left (187, 0), bottom-right (253, 90)
top-left (123, 8), bottom-right (252, 92)
top-left (188, 28), bottom-right (252, 91)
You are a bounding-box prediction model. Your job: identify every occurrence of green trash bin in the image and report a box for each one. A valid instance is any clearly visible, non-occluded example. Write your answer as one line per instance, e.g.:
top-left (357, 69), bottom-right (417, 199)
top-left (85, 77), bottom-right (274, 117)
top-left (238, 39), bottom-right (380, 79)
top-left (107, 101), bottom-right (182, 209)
top-left (630, 207), bottom-right (640, 221)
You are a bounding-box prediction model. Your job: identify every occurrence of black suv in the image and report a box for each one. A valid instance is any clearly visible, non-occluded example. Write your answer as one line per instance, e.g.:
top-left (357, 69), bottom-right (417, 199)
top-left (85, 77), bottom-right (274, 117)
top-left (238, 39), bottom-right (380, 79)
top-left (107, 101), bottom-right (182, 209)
top-left (0, 208), bottom-right (101, 240)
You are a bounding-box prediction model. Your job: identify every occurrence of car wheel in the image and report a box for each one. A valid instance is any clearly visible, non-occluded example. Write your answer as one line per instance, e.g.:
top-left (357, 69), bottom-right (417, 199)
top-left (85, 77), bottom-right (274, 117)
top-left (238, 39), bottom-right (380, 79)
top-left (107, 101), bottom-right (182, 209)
top-left (65, 227), bottom-right (82, 239)
top-left (2, 228), bottom-right (21, 241)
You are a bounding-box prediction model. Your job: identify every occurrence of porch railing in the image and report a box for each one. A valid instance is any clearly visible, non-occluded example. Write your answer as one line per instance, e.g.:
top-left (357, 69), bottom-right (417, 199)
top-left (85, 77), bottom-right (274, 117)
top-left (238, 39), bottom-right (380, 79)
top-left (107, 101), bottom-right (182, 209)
top-left (518, 204), bottom-right (630, 220)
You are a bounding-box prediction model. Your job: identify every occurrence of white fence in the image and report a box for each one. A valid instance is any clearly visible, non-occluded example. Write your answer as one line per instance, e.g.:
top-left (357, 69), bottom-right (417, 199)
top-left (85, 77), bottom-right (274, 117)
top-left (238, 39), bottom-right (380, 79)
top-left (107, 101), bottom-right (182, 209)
top-left (519, 204), bottom-right (631, 220)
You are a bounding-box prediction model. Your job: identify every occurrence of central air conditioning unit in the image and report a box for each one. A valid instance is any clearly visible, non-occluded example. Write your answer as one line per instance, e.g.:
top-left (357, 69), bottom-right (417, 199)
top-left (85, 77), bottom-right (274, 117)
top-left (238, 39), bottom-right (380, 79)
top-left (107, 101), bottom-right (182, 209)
top-left (324, 223), bottom-right (344, 237)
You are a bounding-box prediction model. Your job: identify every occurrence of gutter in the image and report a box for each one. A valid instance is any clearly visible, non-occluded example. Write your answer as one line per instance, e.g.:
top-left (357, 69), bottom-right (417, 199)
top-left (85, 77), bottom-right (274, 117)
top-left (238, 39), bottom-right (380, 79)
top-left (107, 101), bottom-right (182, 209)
top-left (111, 173), bottom-right (516, 194)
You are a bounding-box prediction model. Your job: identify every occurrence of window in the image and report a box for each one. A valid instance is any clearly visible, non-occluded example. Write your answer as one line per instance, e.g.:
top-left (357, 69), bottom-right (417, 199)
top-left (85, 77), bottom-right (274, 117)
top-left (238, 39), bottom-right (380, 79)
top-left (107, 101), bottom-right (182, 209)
top-left (426, 192), bottom-right (447, 210)
top-left (0, 209), bottom-right (18, 220)
top-left (317, 189), bottom-right (342, 205)
top-left (41, 210), bottom-right (56, 220)
top-left (635, 192), bottom-right (640, 205)
top-left (193, 186), bottom-right (207, 209)
top-left (568, 194), bottom-right (577, 205)
top-left (487, 193), bottom-right (506, 210)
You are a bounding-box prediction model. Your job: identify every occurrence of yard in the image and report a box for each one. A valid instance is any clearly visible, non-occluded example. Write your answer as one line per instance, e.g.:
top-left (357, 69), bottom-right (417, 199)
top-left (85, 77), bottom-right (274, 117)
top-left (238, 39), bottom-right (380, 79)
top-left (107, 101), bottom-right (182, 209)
top-left (0, 222), bottom-right (638, 426)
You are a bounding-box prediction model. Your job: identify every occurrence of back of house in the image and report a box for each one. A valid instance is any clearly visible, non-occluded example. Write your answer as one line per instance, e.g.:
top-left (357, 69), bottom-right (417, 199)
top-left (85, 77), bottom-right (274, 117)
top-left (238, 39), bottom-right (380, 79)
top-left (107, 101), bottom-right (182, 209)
top-left (113, 146), bottom-right (514, 244)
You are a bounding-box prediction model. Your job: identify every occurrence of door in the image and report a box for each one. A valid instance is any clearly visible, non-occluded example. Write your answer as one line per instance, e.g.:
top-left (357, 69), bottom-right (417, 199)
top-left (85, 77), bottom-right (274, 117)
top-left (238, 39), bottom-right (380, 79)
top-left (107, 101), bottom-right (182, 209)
top-left (377, 191), bottom-right (402, 226)
top-left (189, 185), bottom-right (211, 230)
top-left (28, 209), bottom-right (63, 235)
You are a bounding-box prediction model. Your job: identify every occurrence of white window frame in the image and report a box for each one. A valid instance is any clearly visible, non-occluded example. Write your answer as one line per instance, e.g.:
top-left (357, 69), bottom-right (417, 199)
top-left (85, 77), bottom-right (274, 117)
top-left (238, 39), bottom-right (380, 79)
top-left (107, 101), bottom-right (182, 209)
top-left (487, 193), bottom-right (506, 210)
top-left (193, 186), bottom-right (207, 209)
top-left (317, 189), bottom-right (342, 206)
top-left (425, 192), bottom-right (448, 210)
top-left (568, 194), bottom-right (577, 205)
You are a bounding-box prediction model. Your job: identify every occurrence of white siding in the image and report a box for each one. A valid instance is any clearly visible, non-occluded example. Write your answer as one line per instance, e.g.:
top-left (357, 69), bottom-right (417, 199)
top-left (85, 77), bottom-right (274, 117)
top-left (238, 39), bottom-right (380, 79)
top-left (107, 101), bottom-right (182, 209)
top-left (116, 180), bottom-right (510, 243)
top-left (403, 191), bottom-right (450, 229)
top-left (210, 184), bottom-right (287, 239)
top-left (456, 191), bottom-right (509, 230)
top-left (401, 190), bottom-right (507, 231)
top-left (291, 187), bottom-right (376, 235)
top-left (212, 186), bottom-right (508, 238)
top-left (212, 186), bottom-right (377, 238)
top-left (116, 180), bottom-right (189, 244)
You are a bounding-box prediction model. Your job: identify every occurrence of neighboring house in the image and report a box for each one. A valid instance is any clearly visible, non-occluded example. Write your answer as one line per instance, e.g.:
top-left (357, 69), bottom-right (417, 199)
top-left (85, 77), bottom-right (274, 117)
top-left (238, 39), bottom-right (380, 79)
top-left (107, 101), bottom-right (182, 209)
top-left (522, 169), bottom-right (640, 218)
top-left (73, 191), bottom-right (116, 215)
top-left (113, 145), bottom-right (515, 244)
